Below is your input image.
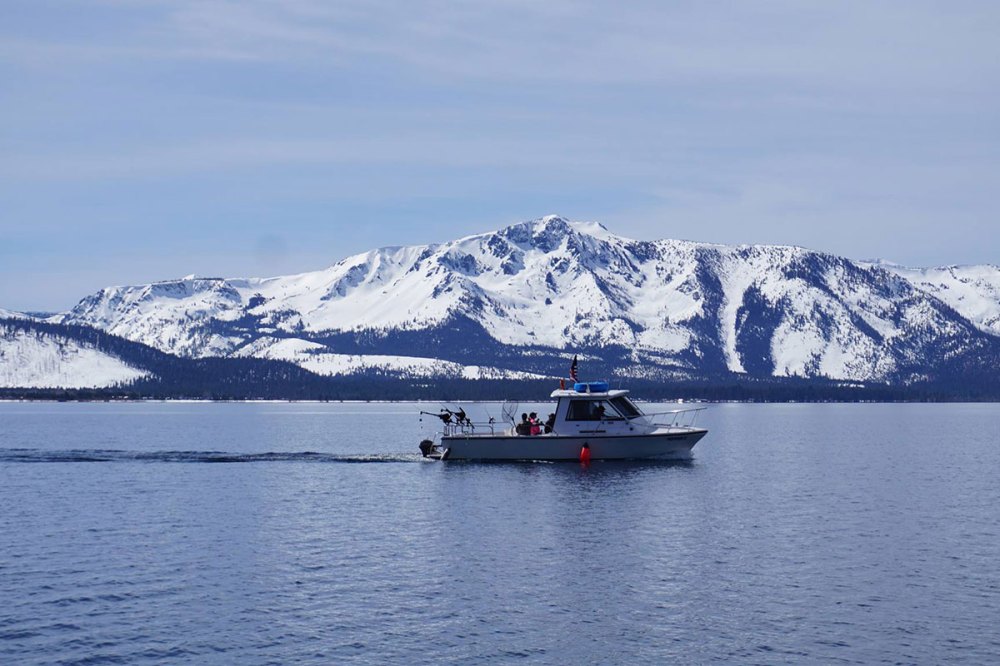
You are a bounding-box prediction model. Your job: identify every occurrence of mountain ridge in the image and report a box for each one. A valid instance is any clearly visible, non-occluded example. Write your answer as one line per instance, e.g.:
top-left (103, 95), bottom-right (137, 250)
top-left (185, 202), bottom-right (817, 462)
top-left (4, 215), bottom-right (999, 392)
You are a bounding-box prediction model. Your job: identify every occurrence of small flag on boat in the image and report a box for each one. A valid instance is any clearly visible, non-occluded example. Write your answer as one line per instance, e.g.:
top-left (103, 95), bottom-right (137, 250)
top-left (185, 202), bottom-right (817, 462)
top-left (569, 355), bottom-right (578, 381)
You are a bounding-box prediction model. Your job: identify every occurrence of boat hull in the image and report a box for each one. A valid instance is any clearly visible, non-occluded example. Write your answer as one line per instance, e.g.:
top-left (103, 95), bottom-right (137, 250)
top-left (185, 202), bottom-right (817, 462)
top-left (437, 428), bottom-right (707, 461)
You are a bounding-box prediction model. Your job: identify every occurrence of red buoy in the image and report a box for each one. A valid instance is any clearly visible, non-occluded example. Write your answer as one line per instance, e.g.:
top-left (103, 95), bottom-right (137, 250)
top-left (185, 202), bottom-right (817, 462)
top-left (579, 443), bottom-right (591, 464)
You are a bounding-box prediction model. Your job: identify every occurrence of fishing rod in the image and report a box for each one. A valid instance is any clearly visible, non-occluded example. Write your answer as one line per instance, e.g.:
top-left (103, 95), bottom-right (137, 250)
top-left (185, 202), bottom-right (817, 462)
top-left (419, 410), bottom-right (453, 424)
top-left (419, 406), bottom-right (472, 428)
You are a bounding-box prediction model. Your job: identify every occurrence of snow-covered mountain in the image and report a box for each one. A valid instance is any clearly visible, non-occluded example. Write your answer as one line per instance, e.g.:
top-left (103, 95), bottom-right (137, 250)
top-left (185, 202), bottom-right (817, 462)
top-left (0, 308), bottom-right (31, 320)
top-left (0, 318), bottom-right (370, 397)
top-left (868, 261), bottom-right (1000, 337)
top-left (30, 215), bottom-right (1000, 386)
top-left (0, 321), bottom-right (150, 389)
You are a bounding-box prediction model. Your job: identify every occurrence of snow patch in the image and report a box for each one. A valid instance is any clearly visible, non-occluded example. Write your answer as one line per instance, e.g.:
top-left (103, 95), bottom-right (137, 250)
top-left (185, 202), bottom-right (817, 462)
top-left (877, 263), bottom-right (1000, 336)
top-left (0, 308), bottom-right (32, 320)
top-left (0, 327), bottom-right (150, 388)
top-left (234, 336), bottom-right (551, 379)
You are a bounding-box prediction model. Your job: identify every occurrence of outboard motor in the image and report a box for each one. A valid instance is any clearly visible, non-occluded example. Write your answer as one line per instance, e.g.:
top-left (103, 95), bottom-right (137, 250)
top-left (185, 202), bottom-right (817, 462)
top-left (418, 439), bottom-right (436, 457)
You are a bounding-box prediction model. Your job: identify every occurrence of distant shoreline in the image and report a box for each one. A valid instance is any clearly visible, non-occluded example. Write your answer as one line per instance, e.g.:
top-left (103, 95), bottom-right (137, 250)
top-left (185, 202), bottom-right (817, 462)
top-left (2, 396), bottom-right (997, 404)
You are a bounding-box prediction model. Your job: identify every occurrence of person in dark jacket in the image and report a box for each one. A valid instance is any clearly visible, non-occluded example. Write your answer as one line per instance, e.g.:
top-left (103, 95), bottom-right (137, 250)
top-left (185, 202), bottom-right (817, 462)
top-left (544, 413), bottom-right (556, 434)
top-left (516, 413), bottom-right (531, 436)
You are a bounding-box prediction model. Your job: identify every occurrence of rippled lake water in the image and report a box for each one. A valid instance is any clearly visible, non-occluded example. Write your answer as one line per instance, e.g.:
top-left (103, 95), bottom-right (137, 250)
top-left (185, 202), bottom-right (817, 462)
top-left (2, 401), bottom-right (999, 664)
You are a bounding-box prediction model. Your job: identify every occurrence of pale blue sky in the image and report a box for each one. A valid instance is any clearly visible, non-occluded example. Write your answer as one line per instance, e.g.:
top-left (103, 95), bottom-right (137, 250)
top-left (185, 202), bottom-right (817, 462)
top-left (2, 1), bottom-right (999, 311)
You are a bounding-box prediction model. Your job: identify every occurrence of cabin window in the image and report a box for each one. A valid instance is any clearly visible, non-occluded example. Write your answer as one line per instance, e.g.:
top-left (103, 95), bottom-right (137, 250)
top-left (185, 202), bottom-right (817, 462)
top-left (609, 396), bottom-right (642, 418)
top-left (566, 400), bottom-right (619, 421)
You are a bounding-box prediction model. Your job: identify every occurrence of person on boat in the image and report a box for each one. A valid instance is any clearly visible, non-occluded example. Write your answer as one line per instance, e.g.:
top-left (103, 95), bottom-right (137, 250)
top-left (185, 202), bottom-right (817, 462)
top-left (516, 413), bottom-right (531, 436)
top-left (594, 403), bottom-right (606, 420)
top-left (544, 413), bottom-right (556, 433)
top-left (529, 412), bottom-right (541, 435)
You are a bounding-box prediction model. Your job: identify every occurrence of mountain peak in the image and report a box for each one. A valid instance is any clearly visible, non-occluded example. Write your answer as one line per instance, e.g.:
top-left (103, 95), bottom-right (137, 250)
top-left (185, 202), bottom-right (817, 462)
top-left (494, 215), bottom-right (614, 253)
top-left (536, 214), bottom-right (611, 236)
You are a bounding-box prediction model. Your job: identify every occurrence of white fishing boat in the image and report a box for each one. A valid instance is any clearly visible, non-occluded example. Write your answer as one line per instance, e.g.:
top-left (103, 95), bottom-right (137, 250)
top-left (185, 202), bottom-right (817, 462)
top-left (418, 381), bottom-right (707, 462)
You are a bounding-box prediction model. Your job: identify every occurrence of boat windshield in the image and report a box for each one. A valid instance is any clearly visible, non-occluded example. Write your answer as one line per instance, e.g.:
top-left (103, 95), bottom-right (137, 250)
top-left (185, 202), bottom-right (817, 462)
top-left (609, 396), bottom-right (642, 419)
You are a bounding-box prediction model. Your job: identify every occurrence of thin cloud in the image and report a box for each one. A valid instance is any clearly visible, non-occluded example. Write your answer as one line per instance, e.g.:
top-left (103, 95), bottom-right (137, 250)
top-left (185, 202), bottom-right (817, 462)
top-left (9, 1), bottom-right (999, 90)
top-left (2, 0), bottom-right (999, 309)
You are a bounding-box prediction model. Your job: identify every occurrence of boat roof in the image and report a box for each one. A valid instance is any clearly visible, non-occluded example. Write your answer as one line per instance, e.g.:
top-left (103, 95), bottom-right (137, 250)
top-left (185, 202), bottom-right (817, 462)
top-left (550, 388), bottom-right (630, 399)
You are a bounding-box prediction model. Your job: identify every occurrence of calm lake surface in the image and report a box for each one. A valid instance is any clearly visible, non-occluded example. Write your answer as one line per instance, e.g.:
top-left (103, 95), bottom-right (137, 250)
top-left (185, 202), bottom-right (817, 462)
top-left (1, 401), bottom-right (999, 664)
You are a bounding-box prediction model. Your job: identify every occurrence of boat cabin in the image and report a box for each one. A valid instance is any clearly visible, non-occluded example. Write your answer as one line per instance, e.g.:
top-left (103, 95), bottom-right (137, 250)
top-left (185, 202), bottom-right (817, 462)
top-left (547, 382), bottom-right (647, 437)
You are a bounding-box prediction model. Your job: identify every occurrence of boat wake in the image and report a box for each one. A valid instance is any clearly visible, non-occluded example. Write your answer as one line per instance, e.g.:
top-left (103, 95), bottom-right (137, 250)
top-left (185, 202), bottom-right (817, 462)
top-left (0, 448), bottom-right (424, 464)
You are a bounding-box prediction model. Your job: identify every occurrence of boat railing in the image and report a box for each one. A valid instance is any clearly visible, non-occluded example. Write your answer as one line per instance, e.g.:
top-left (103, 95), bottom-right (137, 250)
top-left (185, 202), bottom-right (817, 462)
top-left (641, 407), bottom-right (706, 429)
top-left (441, 420), bottom-right (498, 436)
